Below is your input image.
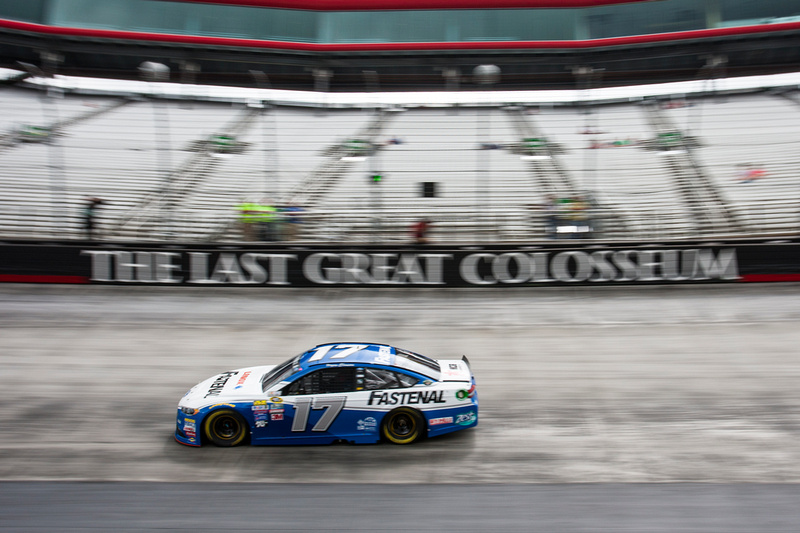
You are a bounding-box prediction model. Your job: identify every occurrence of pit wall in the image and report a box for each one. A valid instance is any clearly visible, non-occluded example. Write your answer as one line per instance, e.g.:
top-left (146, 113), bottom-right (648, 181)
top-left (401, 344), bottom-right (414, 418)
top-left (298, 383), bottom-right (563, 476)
top-left (0, 240), bottom-right (798, 287)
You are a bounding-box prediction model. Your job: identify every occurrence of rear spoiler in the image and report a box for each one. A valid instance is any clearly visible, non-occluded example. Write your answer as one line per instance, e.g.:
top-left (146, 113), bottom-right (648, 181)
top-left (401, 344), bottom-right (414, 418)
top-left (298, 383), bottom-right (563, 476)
top-left (462, 355), bottom-right (471, 369)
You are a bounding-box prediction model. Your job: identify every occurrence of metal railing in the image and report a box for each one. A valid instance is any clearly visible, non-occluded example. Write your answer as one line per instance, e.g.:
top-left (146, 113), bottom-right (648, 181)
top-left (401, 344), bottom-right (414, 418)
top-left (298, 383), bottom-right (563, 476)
top-left (3, 198), bottom-right (796, 244)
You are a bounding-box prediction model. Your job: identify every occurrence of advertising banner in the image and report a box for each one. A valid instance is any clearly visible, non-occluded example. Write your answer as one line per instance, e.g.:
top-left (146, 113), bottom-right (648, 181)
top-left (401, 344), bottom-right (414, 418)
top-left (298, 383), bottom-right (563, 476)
top-left (1, 241), bottom-right (799, 287)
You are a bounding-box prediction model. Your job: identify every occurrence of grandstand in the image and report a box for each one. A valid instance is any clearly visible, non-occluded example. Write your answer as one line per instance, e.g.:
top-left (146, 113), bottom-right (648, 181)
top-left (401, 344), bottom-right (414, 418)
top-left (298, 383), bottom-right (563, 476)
top-left (1, 74), bottom-right (800, 244)
top-left (1, 0), bottom-right (800, 244)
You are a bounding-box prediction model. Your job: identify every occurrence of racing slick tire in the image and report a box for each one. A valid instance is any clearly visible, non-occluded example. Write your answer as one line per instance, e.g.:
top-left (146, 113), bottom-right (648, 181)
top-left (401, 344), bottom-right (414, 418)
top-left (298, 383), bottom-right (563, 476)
top-left (381, 407), bottom-right (425, 445)
top-left (203, 409), bottom-right (249, 447)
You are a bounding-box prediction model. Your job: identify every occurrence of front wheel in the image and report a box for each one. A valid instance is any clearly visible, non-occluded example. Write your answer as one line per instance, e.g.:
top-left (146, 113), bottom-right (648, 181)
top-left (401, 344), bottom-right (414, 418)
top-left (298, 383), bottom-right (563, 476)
top-left (381, 407), bottom-right (425, 445)
top-left (203, 410), bottom-right (248, 447)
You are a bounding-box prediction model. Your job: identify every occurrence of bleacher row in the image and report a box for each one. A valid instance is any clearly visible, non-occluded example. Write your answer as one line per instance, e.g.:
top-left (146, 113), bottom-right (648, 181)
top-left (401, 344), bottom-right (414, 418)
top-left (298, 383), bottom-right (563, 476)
top-left (1, 85), bottom-right (799, 244)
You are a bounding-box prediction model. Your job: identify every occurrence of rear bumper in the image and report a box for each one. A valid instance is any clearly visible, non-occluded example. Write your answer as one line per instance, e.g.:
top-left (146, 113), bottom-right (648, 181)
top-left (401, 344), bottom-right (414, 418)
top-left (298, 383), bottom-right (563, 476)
top-left (425, 403), bottom-right (478, 438)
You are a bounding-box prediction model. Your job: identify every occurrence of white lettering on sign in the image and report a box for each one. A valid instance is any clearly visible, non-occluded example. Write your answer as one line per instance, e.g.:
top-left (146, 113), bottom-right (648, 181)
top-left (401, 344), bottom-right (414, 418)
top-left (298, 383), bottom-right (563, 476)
top-left (82, 250), bottom-right (296, 284)
top-left (82, 250), bottom-right (182, 283)
top-left (189, 253), bottom-right (295, 285)
top-left (81, 248), bottom-right (739, 286)
top-left (302, 253), bottom-right (451, 285)
top-left (458, 248), bottom-right (739, 285)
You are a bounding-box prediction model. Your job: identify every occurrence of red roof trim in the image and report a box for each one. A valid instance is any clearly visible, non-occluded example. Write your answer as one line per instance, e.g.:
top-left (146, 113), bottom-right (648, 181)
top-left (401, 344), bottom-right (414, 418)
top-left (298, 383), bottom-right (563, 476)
top-left (740, 274), bottom-right (800, 282)
top-left (0, 274), bottom-right (89, 284)
top-left (1, 18), bottom-right (799, 52)
top-left (164, 0), bottom-right (651, 10)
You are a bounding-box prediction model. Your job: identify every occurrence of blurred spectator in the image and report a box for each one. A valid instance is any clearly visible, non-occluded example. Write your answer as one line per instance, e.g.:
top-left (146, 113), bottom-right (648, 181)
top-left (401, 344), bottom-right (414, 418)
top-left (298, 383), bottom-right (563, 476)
top-left (83, 197), bottom-right (103, 241)
top-left (550, 196), bottom-right (593, 239)
top-left (661, 99), bottom-right (692, 109)
top-left (590, 138), bottom-right (640, 149)
top-left (544, 194), bottom-right (559, 239)
top-left (568, 195), bottom-right (592, 239)
top-left (281, 204), bottom-right (304, 241)
top-left (237, 201), bottom-right (259, 241)
top-left (255, 199), bottom-right (278, 241)
top-left (412, 218), bottom-right (431, 245)
top-left (736, 163), bottom-right (765, 183)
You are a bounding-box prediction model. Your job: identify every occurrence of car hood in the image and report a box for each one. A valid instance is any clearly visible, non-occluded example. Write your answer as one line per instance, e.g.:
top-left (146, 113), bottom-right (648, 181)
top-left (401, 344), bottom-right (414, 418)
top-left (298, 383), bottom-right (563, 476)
top-left (180, 365), bottom-right (276, 408)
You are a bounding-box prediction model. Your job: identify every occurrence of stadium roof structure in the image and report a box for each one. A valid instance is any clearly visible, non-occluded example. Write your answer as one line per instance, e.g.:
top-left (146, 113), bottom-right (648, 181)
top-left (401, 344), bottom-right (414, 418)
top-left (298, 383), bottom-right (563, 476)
top-left (1, 0), bottom-right (800, 91)
top-left (6, 67), bottom-right (800, 109)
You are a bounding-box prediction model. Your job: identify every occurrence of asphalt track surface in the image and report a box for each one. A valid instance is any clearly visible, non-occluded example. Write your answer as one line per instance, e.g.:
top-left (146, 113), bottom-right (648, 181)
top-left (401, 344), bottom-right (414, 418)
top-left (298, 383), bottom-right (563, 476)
top-left (2, 283), bottom-right (800, 531)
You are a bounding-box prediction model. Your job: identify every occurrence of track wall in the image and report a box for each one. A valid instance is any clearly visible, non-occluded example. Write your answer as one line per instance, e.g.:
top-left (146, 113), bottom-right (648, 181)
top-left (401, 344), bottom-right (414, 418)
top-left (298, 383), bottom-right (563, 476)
top-left (1, 240), bottom-right (798, 286)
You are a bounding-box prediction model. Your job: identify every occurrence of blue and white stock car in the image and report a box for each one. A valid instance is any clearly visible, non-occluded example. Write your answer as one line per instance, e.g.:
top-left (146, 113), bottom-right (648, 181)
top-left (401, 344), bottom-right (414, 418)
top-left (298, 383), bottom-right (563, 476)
top-left (175, 343), bottom-right (478, 446)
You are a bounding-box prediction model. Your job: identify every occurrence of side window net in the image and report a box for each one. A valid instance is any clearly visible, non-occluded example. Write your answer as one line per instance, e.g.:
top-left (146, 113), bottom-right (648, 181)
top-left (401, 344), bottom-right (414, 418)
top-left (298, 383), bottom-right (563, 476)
top-left (285, 373), bottom-right (316, 395)
top-left (362, 368), bottom-right (417, 390)
top-left (285, 368), bottom-right (355, 395)
top-left (396, 373), bottom-right (418, 387)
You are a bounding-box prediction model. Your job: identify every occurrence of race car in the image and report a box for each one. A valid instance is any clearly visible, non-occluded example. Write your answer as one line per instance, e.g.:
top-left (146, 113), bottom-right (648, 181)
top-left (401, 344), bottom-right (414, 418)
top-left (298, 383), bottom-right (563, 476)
top-left (175, 343), bottom-right (477, 446)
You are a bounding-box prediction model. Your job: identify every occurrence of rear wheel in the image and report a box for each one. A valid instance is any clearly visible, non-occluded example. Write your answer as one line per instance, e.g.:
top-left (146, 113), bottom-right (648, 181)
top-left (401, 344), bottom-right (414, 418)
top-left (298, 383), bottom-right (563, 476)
top-left (203, 410), bottom-right (248, 447)
top-left (381, 407), bottom-right (425, 444)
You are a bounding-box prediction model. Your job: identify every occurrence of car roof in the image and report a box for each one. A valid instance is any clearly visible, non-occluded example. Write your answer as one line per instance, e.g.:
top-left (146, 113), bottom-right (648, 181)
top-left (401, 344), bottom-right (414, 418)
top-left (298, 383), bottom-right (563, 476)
top-left (299, 343), bottom-right (441, 378)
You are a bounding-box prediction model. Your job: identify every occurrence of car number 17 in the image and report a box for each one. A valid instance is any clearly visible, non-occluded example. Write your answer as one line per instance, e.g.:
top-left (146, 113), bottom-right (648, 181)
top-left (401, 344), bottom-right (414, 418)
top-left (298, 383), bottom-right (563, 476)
top-left (307, 344), bottom-right (368, 362)
top-left (291, 396), bottom-right (346, 432)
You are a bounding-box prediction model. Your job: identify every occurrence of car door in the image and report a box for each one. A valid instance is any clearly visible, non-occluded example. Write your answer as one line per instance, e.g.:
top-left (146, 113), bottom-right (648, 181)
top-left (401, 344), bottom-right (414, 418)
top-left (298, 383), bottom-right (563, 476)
top-left (265, 367), bottom-right (356, 444)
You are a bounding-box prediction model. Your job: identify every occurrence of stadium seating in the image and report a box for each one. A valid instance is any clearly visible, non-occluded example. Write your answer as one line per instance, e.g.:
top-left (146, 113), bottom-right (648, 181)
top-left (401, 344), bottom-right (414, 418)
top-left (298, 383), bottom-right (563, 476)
top-left (1, 84), bottom-right (799, 244)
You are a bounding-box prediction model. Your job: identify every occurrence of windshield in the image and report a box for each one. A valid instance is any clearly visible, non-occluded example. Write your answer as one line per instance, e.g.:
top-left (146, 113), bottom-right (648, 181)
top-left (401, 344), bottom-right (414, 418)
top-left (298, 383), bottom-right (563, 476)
top-left (261, 355), bottom-right (300, 392)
